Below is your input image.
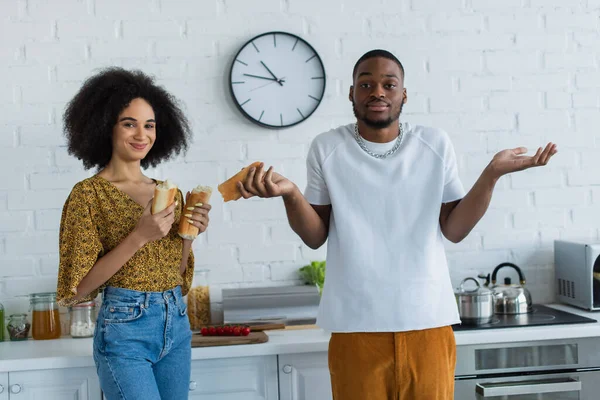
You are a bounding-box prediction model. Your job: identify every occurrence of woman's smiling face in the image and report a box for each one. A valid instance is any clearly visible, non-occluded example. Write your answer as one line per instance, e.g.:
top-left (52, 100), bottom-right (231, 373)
top-left (111, 97), bottom-right (157, 163)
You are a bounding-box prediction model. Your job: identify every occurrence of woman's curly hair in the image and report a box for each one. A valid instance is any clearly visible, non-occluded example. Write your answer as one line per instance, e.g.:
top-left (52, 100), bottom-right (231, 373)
top-left (63, 67), bottom-right (191, 170)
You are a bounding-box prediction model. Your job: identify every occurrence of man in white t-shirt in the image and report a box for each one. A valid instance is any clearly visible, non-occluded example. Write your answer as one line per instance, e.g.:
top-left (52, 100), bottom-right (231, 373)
top-left (237, 49), bottom-right (557, 400)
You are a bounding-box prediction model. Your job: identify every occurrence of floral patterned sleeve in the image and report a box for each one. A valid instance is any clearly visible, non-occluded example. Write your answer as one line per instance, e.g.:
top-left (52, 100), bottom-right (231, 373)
top-left (56, 182), bottom-right (103, 306)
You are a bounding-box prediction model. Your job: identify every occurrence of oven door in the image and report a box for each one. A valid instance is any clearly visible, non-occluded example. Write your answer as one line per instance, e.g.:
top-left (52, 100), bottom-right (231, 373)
top-left (455, 370), bottom-right (600, 399)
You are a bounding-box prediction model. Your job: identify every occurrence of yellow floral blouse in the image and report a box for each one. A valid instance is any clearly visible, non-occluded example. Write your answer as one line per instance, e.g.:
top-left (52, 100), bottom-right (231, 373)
top-left (57, 175), bottom-right (194, 306)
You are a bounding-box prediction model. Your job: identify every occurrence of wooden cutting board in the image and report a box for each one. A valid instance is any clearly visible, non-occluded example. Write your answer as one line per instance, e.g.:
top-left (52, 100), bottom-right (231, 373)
top-left (283, 324), bottom-right (319, 330)
top-left (194, 322), bottom-right (285, 332)
top-left (191, 331), bottom-right (268, 348)
top-left (241, 322), bottom-right (285, 331)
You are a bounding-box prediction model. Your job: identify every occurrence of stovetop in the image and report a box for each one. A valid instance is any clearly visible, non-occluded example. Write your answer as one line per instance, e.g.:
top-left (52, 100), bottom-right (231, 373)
top-left (452, 304), bottom-right (597, 331)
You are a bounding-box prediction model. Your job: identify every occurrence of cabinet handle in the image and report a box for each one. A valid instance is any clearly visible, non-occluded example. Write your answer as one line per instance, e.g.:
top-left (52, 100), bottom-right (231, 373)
top-left (10, 384), bottom-right (22, 394)
top-left (476, 378), bottom-right (581, 397)
top-left (0, 384), bottom-right (4, 394)
top-left (282, 364), bottom-right (293, 374)
top-left (189, 381), bottom-right (197, 391)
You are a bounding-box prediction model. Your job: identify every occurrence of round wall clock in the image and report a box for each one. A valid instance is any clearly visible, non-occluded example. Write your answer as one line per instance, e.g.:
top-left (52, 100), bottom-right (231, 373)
top-left (229, 31), bottom-right (326, 129)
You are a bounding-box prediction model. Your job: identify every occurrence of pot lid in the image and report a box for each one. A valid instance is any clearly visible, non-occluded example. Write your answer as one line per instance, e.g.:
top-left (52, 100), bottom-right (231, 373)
top-left (455, 277), bottom-right (492, 296)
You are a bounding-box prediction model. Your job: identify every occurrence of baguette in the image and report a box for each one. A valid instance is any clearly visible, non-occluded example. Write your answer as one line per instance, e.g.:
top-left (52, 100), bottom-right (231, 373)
top-left (151, 179), bottom-right (178, 214)
top-left (178, 185), bottom-right (213, 240)
top-left (218, 161), bottom-right (262, 202)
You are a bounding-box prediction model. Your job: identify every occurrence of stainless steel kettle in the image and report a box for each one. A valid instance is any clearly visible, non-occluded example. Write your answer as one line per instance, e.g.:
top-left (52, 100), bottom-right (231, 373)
top-left (479, 262), bottom-right (533, 314)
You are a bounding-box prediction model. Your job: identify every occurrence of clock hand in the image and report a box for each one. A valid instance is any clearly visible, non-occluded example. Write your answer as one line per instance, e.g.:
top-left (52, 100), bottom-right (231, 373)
top-left (243, 73), bottom-right (279, 81)
top-left (250, 77), bottom-right (286, 92)
top-left (260, 61), bottom-right (284, 86)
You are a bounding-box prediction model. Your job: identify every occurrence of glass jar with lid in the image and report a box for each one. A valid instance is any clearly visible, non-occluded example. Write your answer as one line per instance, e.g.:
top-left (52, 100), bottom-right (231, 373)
top-left (29, 292), bottom-right (61, 340)
top-left (69, 301), bottom-right (97, 338)
top-left (7, 314), bottom-right (30, 341)
top-left (186, 269), bottom-right (211, 331)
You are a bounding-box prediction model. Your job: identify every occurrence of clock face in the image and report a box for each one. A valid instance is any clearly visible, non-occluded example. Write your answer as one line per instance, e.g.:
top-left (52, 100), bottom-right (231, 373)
top-left (229, 31), bottom-right (326, 129)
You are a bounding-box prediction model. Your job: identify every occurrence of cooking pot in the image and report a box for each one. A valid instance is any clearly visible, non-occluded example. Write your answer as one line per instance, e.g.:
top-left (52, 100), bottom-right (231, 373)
top-left (488, 262), bottom-right (533, 314)
top-left (454, 277), bottom-right (494, 325)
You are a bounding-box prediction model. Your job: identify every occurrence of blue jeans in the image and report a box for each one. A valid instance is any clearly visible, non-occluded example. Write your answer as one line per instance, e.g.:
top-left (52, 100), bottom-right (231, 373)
top-left (93, 286), bottom-right (192, 400)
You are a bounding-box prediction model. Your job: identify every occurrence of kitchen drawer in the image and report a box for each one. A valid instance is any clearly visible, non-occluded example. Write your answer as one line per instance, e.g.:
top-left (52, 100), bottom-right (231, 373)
top-left (8, 367), bottom-right (100, 400)
top-left (278, 352), bottom-right (332, 400)
top-left (188, 356), bottom-right (278, 399)
top-left (455, 370), bottom-right (600, 399)
top-left (0, 372), bottom-right (7, 400)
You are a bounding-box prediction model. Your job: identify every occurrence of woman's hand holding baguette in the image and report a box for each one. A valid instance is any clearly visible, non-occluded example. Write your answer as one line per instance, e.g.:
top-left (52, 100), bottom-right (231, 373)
top-left (181, 192), bottom-right (212, 239)
top-left (132, 199), bottom-right (177, 245)
top-left (237, 162), bottom-right (297, 199)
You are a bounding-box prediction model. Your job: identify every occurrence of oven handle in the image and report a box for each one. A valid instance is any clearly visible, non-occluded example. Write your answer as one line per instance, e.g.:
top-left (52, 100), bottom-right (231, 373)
top-left (476, 378), bottom-right (581, 397)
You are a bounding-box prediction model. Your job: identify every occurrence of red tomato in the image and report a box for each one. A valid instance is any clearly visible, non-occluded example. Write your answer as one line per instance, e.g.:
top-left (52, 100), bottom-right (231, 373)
top-left (208, 327), bottom-right (217, 336)
top-left (241, 327), bottom-right (251, 336)
top-left (201, 327), bottom-right (208, 336)
top-left (216, 327), bottom-right (224, 336)
top-left (232, 326), bottom-right (241, 336)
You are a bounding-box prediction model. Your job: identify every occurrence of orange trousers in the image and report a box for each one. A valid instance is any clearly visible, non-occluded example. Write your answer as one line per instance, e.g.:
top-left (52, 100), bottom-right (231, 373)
top-left (328, 326), bottom-right (456, 400)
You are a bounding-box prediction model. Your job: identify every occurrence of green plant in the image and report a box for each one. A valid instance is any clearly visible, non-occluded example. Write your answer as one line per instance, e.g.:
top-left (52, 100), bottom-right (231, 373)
top-left (299, 261), bottom-right (326, 294)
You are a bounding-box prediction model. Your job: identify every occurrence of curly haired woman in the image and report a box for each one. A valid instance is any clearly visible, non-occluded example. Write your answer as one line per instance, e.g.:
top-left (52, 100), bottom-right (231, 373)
top-left (56, 67), bottom-right (210, 400)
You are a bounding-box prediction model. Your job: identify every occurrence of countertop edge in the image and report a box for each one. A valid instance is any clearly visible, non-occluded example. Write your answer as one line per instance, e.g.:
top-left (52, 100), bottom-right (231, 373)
top-left (1, 304), bottom-right (599, 372)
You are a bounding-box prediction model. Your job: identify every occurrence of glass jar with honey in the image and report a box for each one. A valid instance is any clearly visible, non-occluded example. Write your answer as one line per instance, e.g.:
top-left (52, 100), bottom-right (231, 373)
top-left (29, 292), bottom-right (61, 340)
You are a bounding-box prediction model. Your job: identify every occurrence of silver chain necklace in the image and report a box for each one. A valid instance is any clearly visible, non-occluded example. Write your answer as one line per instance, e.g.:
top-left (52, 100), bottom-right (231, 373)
top-left (353, 122), bottom-right (404, 159)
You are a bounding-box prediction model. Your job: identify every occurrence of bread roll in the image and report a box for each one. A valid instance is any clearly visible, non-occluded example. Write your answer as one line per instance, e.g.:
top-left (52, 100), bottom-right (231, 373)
top-left (151, 179), bottom-right (178, 214)
top-left (178, 185), bottom-right (213, 240)
top-left (218, 161), bottom-right (262, 202)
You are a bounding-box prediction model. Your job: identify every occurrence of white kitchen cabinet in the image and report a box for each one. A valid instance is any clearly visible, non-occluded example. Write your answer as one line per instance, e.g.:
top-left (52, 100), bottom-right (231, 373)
top-left (7, 367), bottom-right (100, 400)
top-left (278, 352), bottom-right (332, 400)
top-left (0, 372), bottom-right (8, 400)
top-left (188, 356), bottom-right (278, 399)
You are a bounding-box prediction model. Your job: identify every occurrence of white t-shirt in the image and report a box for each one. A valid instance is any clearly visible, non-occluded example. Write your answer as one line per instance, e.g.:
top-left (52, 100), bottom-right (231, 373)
top-left (304, 121), bottom-right (466, 332)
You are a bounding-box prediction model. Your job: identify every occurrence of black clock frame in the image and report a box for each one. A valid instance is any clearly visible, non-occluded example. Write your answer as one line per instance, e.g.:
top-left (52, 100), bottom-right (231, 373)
top-left (228, 31), bottom-right (326, 129)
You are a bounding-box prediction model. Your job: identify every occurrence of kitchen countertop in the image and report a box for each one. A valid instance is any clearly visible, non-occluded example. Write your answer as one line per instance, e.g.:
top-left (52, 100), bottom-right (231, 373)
top-left (452, 304), bottom-right (600, 346)
top-left (1, 304), bottom-right (599, 373)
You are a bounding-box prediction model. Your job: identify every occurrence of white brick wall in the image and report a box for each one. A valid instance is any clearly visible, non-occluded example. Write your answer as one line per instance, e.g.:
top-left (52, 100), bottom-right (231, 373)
top-left (1, 0), bottom-right (599, 318)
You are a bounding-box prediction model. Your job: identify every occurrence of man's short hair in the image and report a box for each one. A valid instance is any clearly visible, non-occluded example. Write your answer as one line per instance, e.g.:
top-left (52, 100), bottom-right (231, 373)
top-left (352, 49), bottom-right (405, 81)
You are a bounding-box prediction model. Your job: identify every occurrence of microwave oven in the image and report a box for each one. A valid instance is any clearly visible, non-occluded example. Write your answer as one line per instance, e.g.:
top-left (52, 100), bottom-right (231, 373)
top-left (554, 240), bottom-right (600, 311)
